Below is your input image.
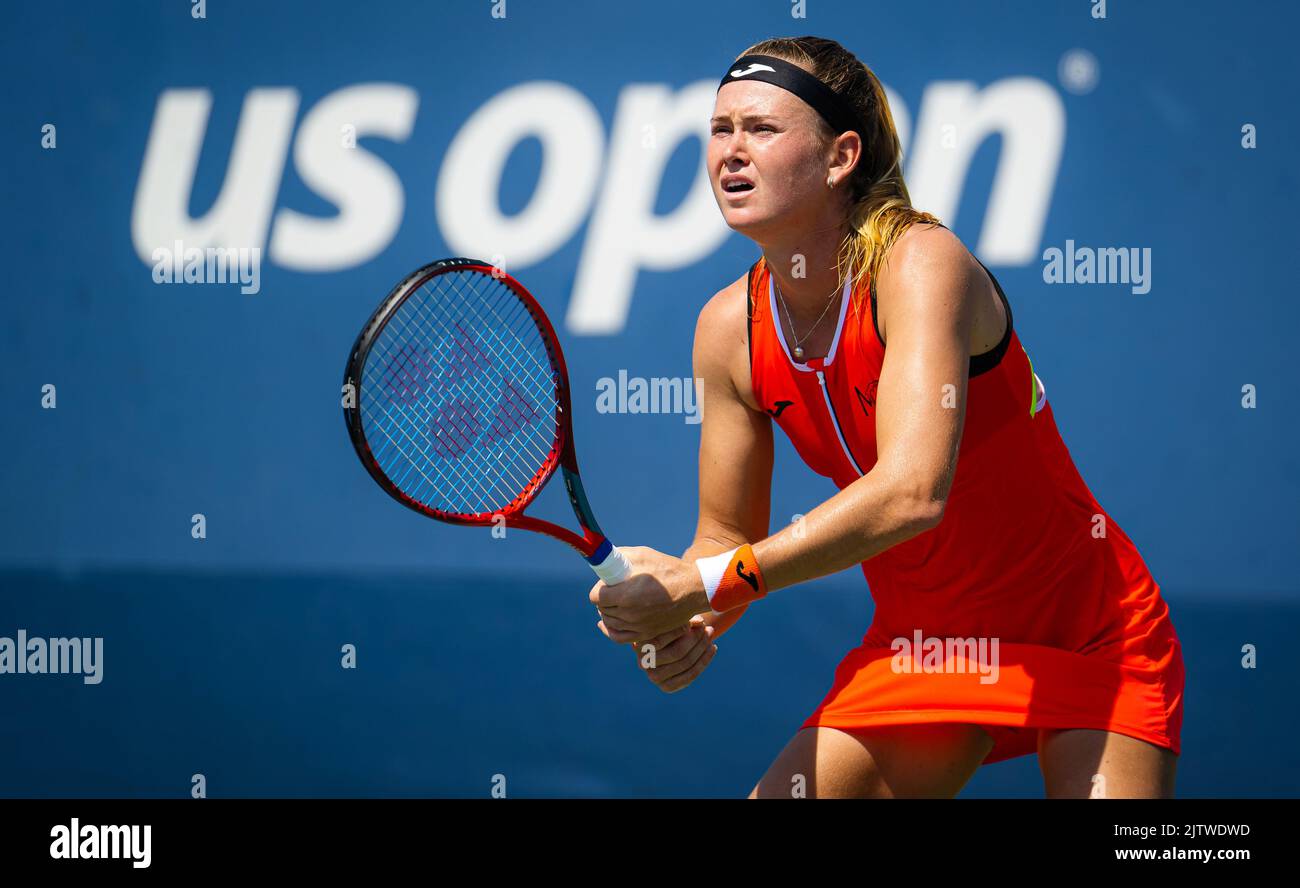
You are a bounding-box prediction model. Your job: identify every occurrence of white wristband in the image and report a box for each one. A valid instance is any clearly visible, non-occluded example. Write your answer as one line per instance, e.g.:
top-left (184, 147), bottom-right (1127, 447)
top-left (695, 546), bottom-right (739, 613)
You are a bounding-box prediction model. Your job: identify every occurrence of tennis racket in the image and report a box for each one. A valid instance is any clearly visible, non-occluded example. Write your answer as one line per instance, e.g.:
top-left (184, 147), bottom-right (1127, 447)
top-left (342, 257), bottom-right (630, 585)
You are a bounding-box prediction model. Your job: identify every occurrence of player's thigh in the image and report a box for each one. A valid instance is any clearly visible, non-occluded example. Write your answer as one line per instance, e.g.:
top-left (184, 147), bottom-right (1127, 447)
top-left (1038, 728), bottom-right (1178, 798)
top-left (750, 723), bottom-right (995, 799)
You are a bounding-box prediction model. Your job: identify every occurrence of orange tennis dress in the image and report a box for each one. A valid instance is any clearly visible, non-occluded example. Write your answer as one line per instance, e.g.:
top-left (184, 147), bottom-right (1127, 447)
top-left (746, 254), bottom-right (1184, 764)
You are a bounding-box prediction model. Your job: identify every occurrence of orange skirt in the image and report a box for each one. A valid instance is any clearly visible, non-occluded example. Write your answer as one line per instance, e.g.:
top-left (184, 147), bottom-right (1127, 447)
top-left (801, 619), bottom-right (1185, 765)
top-left (795, 577), bottom-right (1185, 769)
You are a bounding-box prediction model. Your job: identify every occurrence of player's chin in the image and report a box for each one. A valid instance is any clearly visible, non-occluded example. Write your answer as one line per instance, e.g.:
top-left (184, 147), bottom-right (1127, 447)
top-left (719, 203), bottom-right (770, 233)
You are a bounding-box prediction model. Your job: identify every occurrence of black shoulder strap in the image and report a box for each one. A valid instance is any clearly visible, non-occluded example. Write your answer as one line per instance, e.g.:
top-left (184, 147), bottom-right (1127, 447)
top-left (745, 258), bottom-right (763, 373)
top-left (867, 222), bottom-right (1014, 377)
top-left (969, 256), bottom-right (1014, 378)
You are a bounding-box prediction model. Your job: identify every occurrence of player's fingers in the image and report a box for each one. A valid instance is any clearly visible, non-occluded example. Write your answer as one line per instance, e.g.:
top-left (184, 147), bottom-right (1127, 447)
top-left (646, 623), bottom-right (711, 668)
top-left (599, 620), bottom-right (639, 644)
top-left (647, 627), bottom-right (712, 682)
top-left (598, 608), bottom-right (637, 632)
top-left (645, 623), bottom-right (691, 651)
top-left (597, 606), bottom-right (664, 647)
top-left (598, 619), bottom-right (641, 644)
top-left (659, 644), bottom-right (718, 693)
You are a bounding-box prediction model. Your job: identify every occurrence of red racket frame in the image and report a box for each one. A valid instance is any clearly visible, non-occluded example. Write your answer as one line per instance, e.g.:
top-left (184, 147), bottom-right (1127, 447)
top-left (342, 258), bottom-right (612, 559)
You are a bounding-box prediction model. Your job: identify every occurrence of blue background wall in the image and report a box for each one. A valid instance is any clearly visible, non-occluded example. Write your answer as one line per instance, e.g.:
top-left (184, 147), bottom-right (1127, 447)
top-left (1, 0), bottom-right (1295, 797)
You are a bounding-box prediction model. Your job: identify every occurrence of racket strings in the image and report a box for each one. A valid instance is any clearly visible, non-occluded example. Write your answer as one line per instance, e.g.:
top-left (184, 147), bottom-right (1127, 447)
top-left (366, 318), bottom-right (538, 515)
top-left (377, 279), bottom-right (555, 503)
top-left (366, 316), bottom-right (494, 486)
top-left (359, 268), bottom-right (562, 516)
top-left (437, 272), bottom-right (559, 451)
top-left (366, 292), bottom-right (543, 513)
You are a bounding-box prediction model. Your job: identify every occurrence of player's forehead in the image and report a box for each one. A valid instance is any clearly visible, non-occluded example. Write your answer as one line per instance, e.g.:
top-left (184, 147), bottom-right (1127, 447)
top-left (712, 80), bottom-right (804, 121)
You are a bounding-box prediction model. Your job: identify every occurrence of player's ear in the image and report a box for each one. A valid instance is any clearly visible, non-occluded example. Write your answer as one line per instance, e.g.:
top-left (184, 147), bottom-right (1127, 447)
top-left (828, 130), bottom-right (862, 185)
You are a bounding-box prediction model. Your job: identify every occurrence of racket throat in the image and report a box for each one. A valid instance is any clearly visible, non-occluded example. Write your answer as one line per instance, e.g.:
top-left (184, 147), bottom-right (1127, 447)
top-left (561, 466), bottom-right (607, 546)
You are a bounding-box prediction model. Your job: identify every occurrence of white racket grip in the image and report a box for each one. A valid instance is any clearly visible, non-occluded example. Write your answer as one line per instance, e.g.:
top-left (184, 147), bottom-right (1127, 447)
top-left (590, 545), bottom-right (631, 585)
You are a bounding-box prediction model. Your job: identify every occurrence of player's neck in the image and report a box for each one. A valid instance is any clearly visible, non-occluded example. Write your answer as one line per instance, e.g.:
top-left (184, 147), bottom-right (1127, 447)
top-left (759, 210), bottom-right (850, 312)
top-left (762, 239), bottom-right (847, 319)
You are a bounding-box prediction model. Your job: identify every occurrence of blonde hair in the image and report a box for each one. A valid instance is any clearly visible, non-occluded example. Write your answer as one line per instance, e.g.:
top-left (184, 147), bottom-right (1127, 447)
top-left (738, 36), bottom-right (939, 302)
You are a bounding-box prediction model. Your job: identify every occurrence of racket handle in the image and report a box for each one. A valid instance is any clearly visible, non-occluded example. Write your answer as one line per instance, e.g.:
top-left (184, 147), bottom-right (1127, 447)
top-left (588, 541), bottom-right (631, 585)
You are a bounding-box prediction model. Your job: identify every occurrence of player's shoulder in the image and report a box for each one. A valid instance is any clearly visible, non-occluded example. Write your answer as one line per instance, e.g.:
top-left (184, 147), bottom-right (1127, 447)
top-left (696, 267), bottom-right (752, 338)
top-left (880, 221), bottom-right (980, 288)
top-left (875, 221), bottom-right (994, 344)
top-left (692, 267), bottom-right (755, 401)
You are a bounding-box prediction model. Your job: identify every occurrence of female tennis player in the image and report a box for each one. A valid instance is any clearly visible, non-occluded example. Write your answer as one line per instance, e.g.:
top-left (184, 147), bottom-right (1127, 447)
top-left (589, 36), bottom-right (1184, 798)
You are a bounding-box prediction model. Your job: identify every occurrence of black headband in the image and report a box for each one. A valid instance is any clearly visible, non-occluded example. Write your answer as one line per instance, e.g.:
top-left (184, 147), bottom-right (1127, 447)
top-left (717, 54), bottom-right (860, 136)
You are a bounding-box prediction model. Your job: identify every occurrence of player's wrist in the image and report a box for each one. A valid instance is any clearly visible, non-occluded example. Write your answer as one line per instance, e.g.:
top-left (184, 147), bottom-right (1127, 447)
top-left (695, 544), bottom-right (768, 614)
top-left (680, 561), bottom-right (711, 616)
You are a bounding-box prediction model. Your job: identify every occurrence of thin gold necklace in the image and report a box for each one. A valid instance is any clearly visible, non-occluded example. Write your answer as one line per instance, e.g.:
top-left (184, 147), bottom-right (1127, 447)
top-left (773, 275), bottom-right (844, 361)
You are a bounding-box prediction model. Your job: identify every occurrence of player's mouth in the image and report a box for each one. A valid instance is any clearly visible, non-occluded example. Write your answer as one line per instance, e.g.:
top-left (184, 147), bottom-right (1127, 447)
top-left (721, 175), bottom-right (755, 199)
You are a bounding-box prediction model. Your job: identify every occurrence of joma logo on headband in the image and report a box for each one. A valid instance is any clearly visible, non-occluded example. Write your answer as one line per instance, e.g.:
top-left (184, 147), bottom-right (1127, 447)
top-left (729, 63), bottom-right (775, 78)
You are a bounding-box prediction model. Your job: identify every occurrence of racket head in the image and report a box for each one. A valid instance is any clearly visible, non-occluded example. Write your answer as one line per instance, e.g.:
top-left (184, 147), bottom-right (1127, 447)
top-left (343, 258), bottom-right (589, 547)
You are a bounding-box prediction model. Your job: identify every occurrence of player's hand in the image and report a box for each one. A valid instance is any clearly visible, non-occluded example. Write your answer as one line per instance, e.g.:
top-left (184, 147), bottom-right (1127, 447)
top-left (618, 617), bottom-right (717, 693)
top-left (589, 546), bottom-right (710, 644)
